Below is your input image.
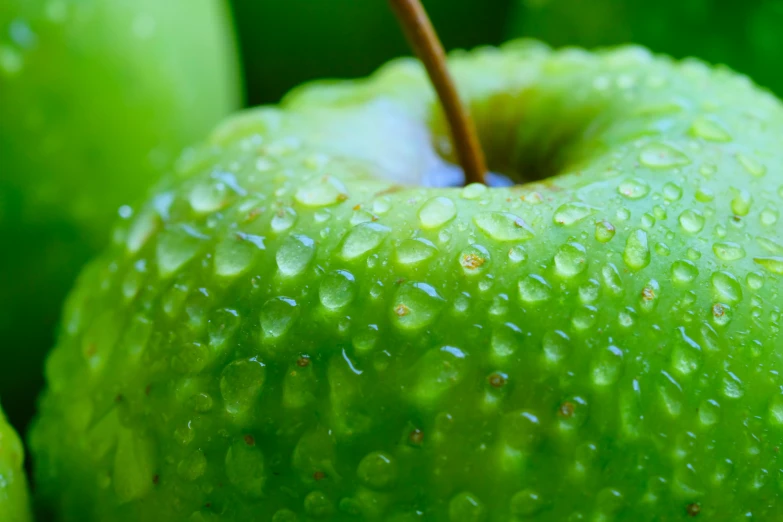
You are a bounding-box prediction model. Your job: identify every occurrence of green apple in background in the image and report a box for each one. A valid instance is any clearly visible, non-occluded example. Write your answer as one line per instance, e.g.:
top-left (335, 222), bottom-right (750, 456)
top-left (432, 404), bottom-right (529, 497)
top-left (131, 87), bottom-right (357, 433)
top-left (30, 39), bottom-right (783, 520)
top-left (0, 404), bottom-right (31, 522)
top-left (0, 0), bottom-right (241, 429)
top-left (509, 0), bottom-right (783, 97)
top-left (228, 0), bottom-right (512, 104)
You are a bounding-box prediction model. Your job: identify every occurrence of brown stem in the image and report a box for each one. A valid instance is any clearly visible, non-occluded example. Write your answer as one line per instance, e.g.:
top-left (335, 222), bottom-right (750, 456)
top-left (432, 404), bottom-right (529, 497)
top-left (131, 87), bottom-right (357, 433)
top-left (388, 0), bottom-right (487, 186)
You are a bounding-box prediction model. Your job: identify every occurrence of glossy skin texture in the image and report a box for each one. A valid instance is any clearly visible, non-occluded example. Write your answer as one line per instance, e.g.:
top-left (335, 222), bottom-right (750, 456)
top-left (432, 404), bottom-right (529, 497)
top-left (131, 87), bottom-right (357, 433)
top-left (229, 0), bottom-right (511, 104)
top-left (509, 0), bottom-right (783, 97)
top-left (0, 0), bottom-right (241, 428)
top-left (0, 405), bottom-right (31, 522)
top-left (31, 42), bottom-right (783, 521)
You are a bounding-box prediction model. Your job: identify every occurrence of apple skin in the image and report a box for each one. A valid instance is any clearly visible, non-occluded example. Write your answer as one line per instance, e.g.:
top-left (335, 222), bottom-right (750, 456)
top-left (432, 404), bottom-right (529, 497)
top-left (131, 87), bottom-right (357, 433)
top-left (31, 41), bottom-right (783, 521)
top-left (228, 0), bottom-right (511, 104)
top-left (508, 0), bottom-right (783, 97)
top-left (0, 404), bottom-right (31, 522)
top-left (0, 0), bottom-right (241, 428)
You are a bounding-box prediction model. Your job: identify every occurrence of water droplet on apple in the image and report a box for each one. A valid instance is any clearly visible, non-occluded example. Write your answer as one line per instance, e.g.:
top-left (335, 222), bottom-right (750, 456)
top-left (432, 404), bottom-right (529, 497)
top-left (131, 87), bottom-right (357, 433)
top-left (395, 238), bottom-right (438, 266)
top-left (449, 492), bottom-right (486, 522)
top-left (510, 489), bottom-right (545, 516)
top-left (508, 245), bottom-right (527, 263)
top-left (319, 270), bottom-right (356, 311)
top-left (225, 437), bottom-right (266, 497)
top-left (553, 202), bottom-right (596, 226)
top-left (601, 264), bottom-right (624, 295)
top-left (736, 153), bottom-right (766, 177)
top-left (671, 327), bottom-right (702, 375)
top-left (220, 357), bottom-right (266, 415)
top-left (690, 116), bottom-right (731, 142)
top-left (591, 345), bottom-right (624, 386)
top-left (671, 260), bottom-right (698, 284)
top-left (554, 242), bottom-right (588, 278)
top-left (711, 271), bottom-right (743, 303)
top-left (639, 143), bottom-right (690, 168)
top-left (731, 188), bottom-right (752, 216)
top-left (518, 275), bottom-right (552, 304)
top-left (722, 371), bottom-right (744, 399)
top-left (491, 323), bottom-right (523, 361)
top-left (595, 220), bottom-right (616, 242)
top-left (542, 330), bottom-right (570, 367)
top-left (461, 183), bottom-right (487, 199)
top-left (276, 234), bottom-right (315, 276)
top-left (760, 208), bottom-right (779, 226)
top-left (474, 212), bottom-right (534, 241)
top-left (271, 207), bottom-right (297, 233)
top-left (156, 225), bottom-right (209, 278)
top-left (459, 244), bottom-right (490, 274)
top-left (623, 229), bottom-right (650, 270)
top-left (418, 196), bottom-right (457, 229)
top-left (357, 452), bottom-right (397, 490)
top-left (617, 178), bottom-right (650, 199)
top-left (712, 242), bottom-right (745, 262)
top-left (678, 209), bottom-right (705, 233)
top-left (663, 182), bottom-right (683, 201)
top-left (177, 449), bottom-right (207, 481)
top-left (295, 175), bottom-right (349, 207)
top-left (214, 233), bottom-right (264, 278)
top-left (754, 256), bottom-right (783, 275)
top-left (260, 297), bottom-right (298, 340)
top-left (392, 282), bottom-right (445, 330)
top-left (340, 222), bottom-right (390, 260)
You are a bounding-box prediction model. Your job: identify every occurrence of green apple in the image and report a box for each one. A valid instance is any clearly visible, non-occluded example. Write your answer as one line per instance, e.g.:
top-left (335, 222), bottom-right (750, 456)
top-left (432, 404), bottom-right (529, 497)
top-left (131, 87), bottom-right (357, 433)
top-left (508, 0), bottom-right (783, 97)
top-left (0, 404), bottom-right (31, 522)
top-left (0, 0), bottom-right (241, 428)
top-left (31, 40), bottom-right (783, 520)
top-left (229, 0), bottom-right (511, 104)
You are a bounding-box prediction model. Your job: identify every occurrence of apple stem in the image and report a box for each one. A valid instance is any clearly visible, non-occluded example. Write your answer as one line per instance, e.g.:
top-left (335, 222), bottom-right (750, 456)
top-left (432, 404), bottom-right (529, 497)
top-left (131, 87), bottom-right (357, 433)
top-left (388, 0), bottom-right (487, 186)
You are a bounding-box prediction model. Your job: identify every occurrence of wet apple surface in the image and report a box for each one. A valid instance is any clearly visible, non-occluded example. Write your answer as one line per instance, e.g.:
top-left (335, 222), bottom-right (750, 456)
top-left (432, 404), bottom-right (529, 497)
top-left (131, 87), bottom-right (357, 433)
top-left (31, 41), bottom-right (783, 521)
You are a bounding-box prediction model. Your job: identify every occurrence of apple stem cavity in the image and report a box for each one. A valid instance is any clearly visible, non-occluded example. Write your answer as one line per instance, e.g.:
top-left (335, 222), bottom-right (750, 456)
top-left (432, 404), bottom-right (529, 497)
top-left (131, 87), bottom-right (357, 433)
top-left (388, 0), bottom-right (487, 186)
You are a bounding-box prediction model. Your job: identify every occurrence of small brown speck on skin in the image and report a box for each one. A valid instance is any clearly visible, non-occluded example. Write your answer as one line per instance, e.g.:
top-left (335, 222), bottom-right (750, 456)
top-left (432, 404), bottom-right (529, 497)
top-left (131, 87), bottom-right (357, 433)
top-left (144, 385), bottom-right (151, 396)
top-left (244, 435), bottom-right (255, 446)
top-left (488, 373), bottom-right (506, 388)
top-left (114, 394), bottom-right (123, 403)
top-left (409, 429), bottom-right (424, 446)
top-left (642, 286), bottom-right (655, 301)
top-left (296, 355), bottom-right (311, 368)
top-left (205, 503), bottom-right (211, 509)
top-left (712, 303), bottom-right (726, 318)
top-left (313, 471), bottom-right (326, 481)
top-left (462, 254), bottom-right (486, 270)
top-left (152, 474), bottom-right (159, 485)
top-left (395, 278), bottom-right (406, 285)
top-left (352, 204), bottom-right (361, 211)
top-left (337, 193), bottom-right (348, 202)
top-left (559, 401), bottom-right (575, 418)
top-left (686, 503), bottom-right (701, 517)
top-left (395, 303), bottom-right (410, 317)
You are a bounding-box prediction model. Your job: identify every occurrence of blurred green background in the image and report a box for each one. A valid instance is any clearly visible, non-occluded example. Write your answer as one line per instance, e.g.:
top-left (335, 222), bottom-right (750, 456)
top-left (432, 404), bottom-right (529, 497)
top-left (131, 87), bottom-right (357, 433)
top-left (2, 0), bottom-right (783, 436)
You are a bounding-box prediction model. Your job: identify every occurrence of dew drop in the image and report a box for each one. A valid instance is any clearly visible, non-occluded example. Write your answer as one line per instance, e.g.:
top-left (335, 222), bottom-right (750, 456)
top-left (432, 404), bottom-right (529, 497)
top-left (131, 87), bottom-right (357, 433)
top-left (671, 327), bottom-right (702, 375)
top-left (595, 220), bottom-right (616, 242)
top-left (760, 208), bottom-right (779, 226)
top-left (518, 275), bottom-right (552, 304)
top-left (542, 330), bottom-right (570, 367)
top-left (449, 492), bottom-right (486, 522)
top-left (271, 207), bottom-right (297, 233)
top-left (357, 452), bottom-right (397, 490)
top-left (419, 196), bottom-right (457, 229)
top-left (474, 212), bottom-right (534, 241)
top-left (690, 116), bottom-right (731, 142)
top-left (736, 153), bottom-right (766, 177)
top-left (508, 245), bottom-right (527, 263)
top-left (411, 346), bottom-right (467, 405)
top-left (722, 371), bottom-right (744, 399)
top-left (260, 297), bottom-right (299, 340)
top-left (554, 242), bottom-right (588, 278)
top-left (639, 143), bottom-right (690, 168)
top-left (225, 438), bottom-right (266, 497)
top-left (501, 410), bottom-right (542, 451)
top-left (319, 270), bottom-right (356, 311)
top-left (276, 234), bottom-right (315, 276)
top-left (395, 238), bottom-right (438, 266)
top-left (215, 233), bottom-right (264, 278)
top-left (459, 244), bottom-right (490, 274)
top-left (754, 257), bottom-right (783, 275)
top-left (491, 323), bottom-right (523, 361)
top-left (671, 260), bottom-right (698, 284)
top-left (461, 183), bottom-right (487, 199)
top-left (156, 225), bottom-right (209, 278)
top-left (711, 272), bottom-right (743, 304)
top-left (510, 489), bottom-right (544, 517)
top-left (553, 202), bottom-right (596, 226)
top-left (220, 357), bottom-right (266, 415)
top-left (623, 229), bottom-right (651, 271)
top-left (177, 450), bottom-right (206, 481)
top-left (698, 399), bottom-right (720, 427)
top-left (601, 264), bottom-right (623, 295)
top-left (663, 182), bottom-right (683, 202)
top-left (617, 178), bottom-right (650, 199)
top-left (392, 282), bottom-right (445, 330)
top-left (678, 209), bottom-right (705, 233)
top-left (295, 175), bottom-right (349, 206)
top-left (712, 242), bottom-right (745, 262)
top-left (731, 189), bottom-right (752, 216)
top-left (591, 345), bottom-right (624, 386)
top-left (340, 222), bottom-right (391, 260)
